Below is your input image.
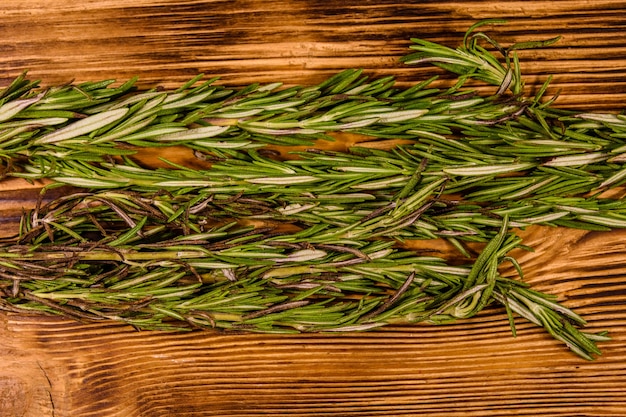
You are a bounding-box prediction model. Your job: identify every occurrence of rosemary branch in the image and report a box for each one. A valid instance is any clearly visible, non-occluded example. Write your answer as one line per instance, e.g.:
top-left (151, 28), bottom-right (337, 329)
top-left (0, 189), bottom-right (606, 359)
top-left (1, 65), bottom-right (530, 175)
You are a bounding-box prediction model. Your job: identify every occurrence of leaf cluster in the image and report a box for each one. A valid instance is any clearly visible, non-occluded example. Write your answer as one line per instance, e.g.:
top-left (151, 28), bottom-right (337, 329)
top-left (1, 21), bottom-right (624, 360)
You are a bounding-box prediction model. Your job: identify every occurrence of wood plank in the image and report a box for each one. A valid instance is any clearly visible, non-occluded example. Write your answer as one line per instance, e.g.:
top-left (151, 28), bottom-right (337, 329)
top-left (1, 1), bottom-right (626, 108)
top-left (2, 223), bottom-right (626, 416)
top-left (1, 1), bottom-right (626, 416)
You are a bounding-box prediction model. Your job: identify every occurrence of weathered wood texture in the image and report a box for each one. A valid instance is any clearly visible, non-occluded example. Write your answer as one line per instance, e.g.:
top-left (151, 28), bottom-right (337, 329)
top-left (1, 1), bottom-right (626, 416)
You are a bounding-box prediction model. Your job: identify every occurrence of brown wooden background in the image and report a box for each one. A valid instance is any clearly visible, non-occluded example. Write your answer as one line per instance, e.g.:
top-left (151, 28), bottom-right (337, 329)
top-left (1, 1), bottom-right (626, 416)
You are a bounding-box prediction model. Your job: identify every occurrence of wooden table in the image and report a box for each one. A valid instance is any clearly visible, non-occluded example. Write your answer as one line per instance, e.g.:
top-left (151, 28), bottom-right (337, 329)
top-left (1, 1), bottom-right (625, 416)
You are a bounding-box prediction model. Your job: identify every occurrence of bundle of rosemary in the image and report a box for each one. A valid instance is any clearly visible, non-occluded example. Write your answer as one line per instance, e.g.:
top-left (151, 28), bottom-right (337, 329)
top-left (1, 21), bottom-right (623, 359)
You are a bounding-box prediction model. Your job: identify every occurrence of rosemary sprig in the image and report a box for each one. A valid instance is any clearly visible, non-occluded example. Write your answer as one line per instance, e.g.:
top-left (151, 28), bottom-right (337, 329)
top-left (14, 144), bottom-right (626, 242)
top-left (0, 190), bottom-right (606, 359)
top-left (401, 19), bottom-right (562, 95)
top-left (1, 64), bottom-right (534, 177)
top-left (8, 84), bottom-right (626, 211)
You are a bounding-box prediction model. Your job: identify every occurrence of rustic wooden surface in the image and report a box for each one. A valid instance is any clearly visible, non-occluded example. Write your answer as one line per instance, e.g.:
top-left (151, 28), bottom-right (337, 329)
top-left (1, 1), bottom-right (626, 416)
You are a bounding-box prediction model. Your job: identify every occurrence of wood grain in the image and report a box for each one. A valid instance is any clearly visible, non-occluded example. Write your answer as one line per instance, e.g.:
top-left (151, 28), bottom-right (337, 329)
top-left (1, 1), bottom-right (626, 416)
top-left (2, 0), bottom-right (626, 108)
